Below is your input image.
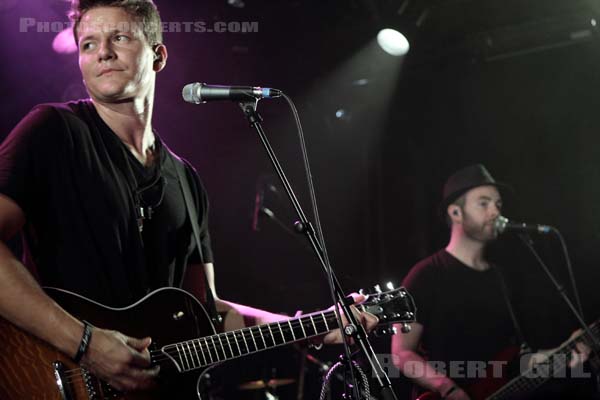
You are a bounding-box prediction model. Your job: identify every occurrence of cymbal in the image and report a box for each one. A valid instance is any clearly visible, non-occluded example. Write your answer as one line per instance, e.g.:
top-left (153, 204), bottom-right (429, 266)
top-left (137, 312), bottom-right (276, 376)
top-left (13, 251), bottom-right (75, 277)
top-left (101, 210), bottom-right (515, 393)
top-left (238, 378), bottom-right (296, 390)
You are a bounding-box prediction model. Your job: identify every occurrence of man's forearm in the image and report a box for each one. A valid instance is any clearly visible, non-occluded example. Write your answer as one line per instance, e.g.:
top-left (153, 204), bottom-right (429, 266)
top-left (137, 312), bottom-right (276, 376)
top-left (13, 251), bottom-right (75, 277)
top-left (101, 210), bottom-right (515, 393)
top-left (393, 349), bottom-right (457, 395)
top-left (0, 241), bottom-right (83, 358)
top-left (215, 298), bottom-right (287, 331)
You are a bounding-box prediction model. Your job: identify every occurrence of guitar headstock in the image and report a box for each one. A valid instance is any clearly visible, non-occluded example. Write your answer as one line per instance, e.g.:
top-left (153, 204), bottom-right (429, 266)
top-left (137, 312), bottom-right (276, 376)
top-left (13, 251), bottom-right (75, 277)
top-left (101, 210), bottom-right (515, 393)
top-left (359, 283), bottom-right (416, 336)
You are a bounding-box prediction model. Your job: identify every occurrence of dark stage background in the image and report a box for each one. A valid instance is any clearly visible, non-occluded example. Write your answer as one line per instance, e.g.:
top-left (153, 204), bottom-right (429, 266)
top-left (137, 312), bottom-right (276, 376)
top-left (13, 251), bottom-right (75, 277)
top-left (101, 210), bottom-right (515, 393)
top-left (1, 0), bottom-right (600, 399)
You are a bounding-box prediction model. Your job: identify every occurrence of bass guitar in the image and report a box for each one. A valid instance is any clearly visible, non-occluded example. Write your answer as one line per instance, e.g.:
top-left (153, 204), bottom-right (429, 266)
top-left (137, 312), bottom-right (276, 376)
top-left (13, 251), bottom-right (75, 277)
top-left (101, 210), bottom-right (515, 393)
top-left (417, 320), bottom-right (599, 400)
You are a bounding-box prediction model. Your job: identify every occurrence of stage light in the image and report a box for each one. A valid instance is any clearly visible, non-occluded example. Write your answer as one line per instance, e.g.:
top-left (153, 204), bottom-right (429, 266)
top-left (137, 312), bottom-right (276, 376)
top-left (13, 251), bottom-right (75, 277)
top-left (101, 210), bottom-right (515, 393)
top-left (377, 29), bottom-right (409, 57)
top-left (52, 27), bottom-right (77, 54)
top-left (335, 108), bottom-right (351, 121)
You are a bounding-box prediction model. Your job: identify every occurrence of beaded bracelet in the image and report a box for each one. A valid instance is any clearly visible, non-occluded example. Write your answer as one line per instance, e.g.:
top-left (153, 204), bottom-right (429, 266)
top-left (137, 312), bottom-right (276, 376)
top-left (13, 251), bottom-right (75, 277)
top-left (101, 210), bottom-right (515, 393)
top-left (73, 320), bottom-right (93, 364)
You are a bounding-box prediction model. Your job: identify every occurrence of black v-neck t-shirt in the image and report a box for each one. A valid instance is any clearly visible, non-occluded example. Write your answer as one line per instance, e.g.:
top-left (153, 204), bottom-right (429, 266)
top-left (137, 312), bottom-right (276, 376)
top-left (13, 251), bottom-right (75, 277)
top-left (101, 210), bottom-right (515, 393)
top-left (403, 250), bottom-right (517, 387)
top-left (0, 100), bottom-right (213, 307)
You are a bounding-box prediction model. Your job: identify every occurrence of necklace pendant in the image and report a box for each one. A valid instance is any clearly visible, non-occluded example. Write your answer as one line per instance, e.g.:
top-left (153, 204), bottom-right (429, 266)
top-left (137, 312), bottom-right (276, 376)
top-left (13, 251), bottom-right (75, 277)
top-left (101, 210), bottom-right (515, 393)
top-left (137, 207), bottom-right (145, 232)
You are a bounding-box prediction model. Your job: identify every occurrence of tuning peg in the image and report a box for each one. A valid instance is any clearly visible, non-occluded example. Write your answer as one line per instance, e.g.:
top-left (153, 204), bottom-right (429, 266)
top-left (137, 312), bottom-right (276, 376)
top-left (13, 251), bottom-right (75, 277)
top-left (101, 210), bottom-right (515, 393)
top-left (386, 282), bottom-right (394, 290)
top-left (372, 326), bottom-right (398, 337)
top-left (359, 288), bottom-right (365, 296)
top-left (374, 284), bottom-right (382, 293)
top-left (400, 323), bottom-right (411, 334)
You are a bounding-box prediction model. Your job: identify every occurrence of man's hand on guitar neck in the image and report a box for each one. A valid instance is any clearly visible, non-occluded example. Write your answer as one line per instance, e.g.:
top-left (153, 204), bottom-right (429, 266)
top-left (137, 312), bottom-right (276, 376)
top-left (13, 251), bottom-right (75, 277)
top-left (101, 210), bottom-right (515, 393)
top-left (320, 293), bottom-right (379, 345)
top-left (567, 329), bottom-right (592, 368)
top-left (215, 290), bottom-right (379, 346)
top-left (527, 328), bottom-right (591, 370)
top-left (80, 327), bottom-right (160, 392)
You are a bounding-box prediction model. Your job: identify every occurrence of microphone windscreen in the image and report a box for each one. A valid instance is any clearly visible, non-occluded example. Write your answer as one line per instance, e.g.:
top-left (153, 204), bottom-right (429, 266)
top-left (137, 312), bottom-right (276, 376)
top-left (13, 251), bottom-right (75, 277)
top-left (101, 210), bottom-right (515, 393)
top-left (182, 83), bottom-right (200, 104)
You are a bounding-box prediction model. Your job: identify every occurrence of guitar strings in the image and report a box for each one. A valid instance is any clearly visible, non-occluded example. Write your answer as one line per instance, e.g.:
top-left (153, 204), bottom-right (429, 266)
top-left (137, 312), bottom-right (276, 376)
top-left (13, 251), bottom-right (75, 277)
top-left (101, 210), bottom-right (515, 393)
top-left (61, 313), bottom-right (340, 382)
top-left (60, 291), bottom-right (406, 381)
top-left (490, 325), bottom-right (600, 399)
top-left (62, 328), bottom-right (332, 384)
top-left (60, 294), bottom-right (411, 383)
top-left (67, 322), bottom-right (598, 392)
top-left (60, 313), bottom-right (597, 395)
top-left (62, 314), bottom-right (336, 378)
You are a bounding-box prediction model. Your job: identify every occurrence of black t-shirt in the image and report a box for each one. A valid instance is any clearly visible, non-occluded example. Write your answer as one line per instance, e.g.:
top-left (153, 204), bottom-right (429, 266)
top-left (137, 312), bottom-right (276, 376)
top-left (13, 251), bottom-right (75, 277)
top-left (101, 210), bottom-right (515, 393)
top-left (0, 99), bottom-right (213, 307)
top-left (403, 249), bottom-right (517, 388)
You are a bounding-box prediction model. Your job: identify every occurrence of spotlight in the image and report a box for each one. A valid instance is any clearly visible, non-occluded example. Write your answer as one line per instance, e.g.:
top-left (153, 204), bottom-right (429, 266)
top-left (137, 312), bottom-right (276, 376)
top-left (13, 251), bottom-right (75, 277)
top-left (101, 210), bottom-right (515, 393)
top-left (335, 109), bottom-right (352, 121)
top-left (52, 27), bottom-right (77, 54)
top-left (377, 29), bottom-right (409, 57)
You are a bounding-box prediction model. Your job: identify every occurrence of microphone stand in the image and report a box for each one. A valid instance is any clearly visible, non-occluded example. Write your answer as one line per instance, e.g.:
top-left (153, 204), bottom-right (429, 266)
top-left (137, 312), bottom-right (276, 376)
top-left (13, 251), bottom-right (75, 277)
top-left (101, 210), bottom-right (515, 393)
top-left (518, 233), bottom-right (600, 363)
top-left (238, 99), bottom-right (398, 400)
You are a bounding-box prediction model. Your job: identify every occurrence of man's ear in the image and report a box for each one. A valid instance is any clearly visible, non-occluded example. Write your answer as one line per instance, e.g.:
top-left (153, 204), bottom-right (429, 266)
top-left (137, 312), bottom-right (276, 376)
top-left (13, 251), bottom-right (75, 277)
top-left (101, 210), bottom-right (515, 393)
top-left (448, 205), bottom-right (461, 223)
top-left (153, 44), bottom-right (168, 72)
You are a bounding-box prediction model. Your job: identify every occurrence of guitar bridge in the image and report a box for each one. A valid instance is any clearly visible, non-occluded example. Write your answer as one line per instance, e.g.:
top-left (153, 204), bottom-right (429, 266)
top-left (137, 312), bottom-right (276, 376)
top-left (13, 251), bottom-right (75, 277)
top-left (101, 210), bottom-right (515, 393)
top-left (82, 368), bottom-right (99, 399)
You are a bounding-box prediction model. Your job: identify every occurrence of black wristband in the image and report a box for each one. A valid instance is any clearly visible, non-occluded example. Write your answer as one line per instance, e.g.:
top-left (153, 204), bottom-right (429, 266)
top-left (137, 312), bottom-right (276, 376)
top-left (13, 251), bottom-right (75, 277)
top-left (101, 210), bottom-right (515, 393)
top-left (443, 385), bottom-right (458, 399)
top-left (73, 321), bottom-right (93, 364)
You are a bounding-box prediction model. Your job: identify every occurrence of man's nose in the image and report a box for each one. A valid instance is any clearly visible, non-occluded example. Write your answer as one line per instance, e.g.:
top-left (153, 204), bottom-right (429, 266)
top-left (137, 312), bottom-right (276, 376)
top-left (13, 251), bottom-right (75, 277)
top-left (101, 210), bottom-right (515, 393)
top-left (490, 204), bottom-right (501, 218)
top-left (98, 40), bottom-right (116, 61)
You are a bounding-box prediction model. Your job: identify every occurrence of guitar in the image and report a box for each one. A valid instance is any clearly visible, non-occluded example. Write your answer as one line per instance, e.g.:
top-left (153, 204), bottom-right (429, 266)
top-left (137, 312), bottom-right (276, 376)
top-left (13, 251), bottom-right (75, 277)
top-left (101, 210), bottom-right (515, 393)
top-left (417, 320), bottom-right (600, 400)
top-left (0, 285), bottom-right (415, 399)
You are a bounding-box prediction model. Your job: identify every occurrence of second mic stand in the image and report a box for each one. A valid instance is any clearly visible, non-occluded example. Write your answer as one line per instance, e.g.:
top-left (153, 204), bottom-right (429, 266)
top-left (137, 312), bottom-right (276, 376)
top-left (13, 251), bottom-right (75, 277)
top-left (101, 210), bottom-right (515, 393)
top-left (518, 233), bottom-right (600, 368)
top-left (238, 99), bottom-right (398, 400)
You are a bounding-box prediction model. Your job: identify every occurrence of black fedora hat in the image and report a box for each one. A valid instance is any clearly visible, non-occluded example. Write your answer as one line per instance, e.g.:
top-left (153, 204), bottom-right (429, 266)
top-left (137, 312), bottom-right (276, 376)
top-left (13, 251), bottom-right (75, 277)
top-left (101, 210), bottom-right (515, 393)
top-left (440, 164), bottom-right (510, 214)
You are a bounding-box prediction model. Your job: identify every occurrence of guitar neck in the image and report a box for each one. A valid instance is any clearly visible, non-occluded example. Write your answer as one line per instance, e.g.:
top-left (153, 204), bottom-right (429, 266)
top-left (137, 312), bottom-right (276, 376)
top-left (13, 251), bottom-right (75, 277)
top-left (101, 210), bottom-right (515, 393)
top-left (488, 320), bottom-right (600, 400)
top-left (160, 309), bottom-right (339, 373)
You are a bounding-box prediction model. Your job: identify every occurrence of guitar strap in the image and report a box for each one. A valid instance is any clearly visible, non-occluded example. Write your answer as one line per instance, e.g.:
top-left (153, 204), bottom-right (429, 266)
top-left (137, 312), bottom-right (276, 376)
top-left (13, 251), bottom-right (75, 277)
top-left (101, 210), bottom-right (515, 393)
top-left (170, 155), bottom-right (220, 326)
top-left (493, 265), bottom-right (533, 354)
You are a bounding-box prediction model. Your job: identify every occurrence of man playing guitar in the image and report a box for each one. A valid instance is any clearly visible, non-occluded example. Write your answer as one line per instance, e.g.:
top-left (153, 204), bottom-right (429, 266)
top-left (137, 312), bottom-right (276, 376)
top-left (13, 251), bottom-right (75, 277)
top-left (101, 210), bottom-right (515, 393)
top-left (391, 164), bottom-right (592, 400)
top-left (0, 1), bottom-right (377, 398)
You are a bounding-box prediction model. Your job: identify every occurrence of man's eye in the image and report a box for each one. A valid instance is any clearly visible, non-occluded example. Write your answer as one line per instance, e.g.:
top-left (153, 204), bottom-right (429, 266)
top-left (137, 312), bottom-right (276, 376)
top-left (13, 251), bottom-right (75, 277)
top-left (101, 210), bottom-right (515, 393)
top-left (81, 42), bottom-right (94, 51)
top-left (115, 35), bottom-right (129, 42)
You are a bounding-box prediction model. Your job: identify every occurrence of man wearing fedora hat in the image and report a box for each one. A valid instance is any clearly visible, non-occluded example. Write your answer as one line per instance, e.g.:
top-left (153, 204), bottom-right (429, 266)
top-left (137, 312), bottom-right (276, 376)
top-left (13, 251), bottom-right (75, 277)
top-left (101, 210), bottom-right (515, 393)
top-left (390, 164), bottom-right (591, 400)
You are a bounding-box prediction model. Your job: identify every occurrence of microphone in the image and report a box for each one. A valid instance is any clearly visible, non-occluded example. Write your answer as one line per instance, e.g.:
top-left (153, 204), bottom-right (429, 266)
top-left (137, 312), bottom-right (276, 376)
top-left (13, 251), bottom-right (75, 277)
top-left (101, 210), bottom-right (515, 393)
top-left (494, 215), bottom-right (553, 235)
top-left (182, 83), bottom-right (282, 104)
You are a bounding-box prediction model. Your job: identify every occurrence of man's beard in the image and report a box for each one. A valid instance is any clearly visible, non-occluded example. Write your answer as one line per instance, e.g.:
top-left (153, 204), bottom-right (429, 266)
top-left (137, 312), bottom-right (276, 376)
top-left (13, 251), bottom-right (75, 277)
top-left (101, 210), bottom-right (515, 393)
top-left (462, 211), bottom-right (497, 242)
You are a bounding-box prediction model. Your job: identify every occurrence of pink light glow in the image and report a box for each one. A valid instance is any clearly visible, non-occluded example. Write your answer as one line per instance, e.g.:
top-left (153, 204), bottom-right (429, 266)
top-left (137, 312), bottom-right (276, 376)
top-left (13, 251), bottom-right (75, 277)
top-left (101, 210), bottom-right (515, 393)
top-left (52, 27), bottom-right (77, 54)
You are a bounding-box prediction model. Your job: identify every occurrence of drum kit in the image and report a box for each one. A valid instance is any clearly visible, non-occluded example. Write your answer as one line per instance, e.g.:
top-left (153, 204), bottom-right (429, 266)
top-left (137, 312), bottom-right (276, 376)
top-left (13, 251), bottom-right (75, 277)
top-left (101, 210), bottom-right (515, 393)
top-left (239, 378), bottom-right (297, 391)
top-left (236, 348), bottom-right (332, 400)
top-left (239, 377), bottom-right (297, 400)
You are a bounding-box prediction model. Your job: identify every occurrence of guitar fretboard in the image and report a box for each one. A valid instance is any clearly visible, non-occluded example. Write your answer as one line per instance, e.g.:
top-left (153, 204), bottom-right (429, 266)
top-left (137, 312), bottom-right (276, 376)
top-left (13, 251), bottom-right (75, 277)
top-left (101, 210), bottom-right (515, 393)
top-left (488, 320), bottom-right (600, 400)
top-left (160, 310), bottom-right (339, 372)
